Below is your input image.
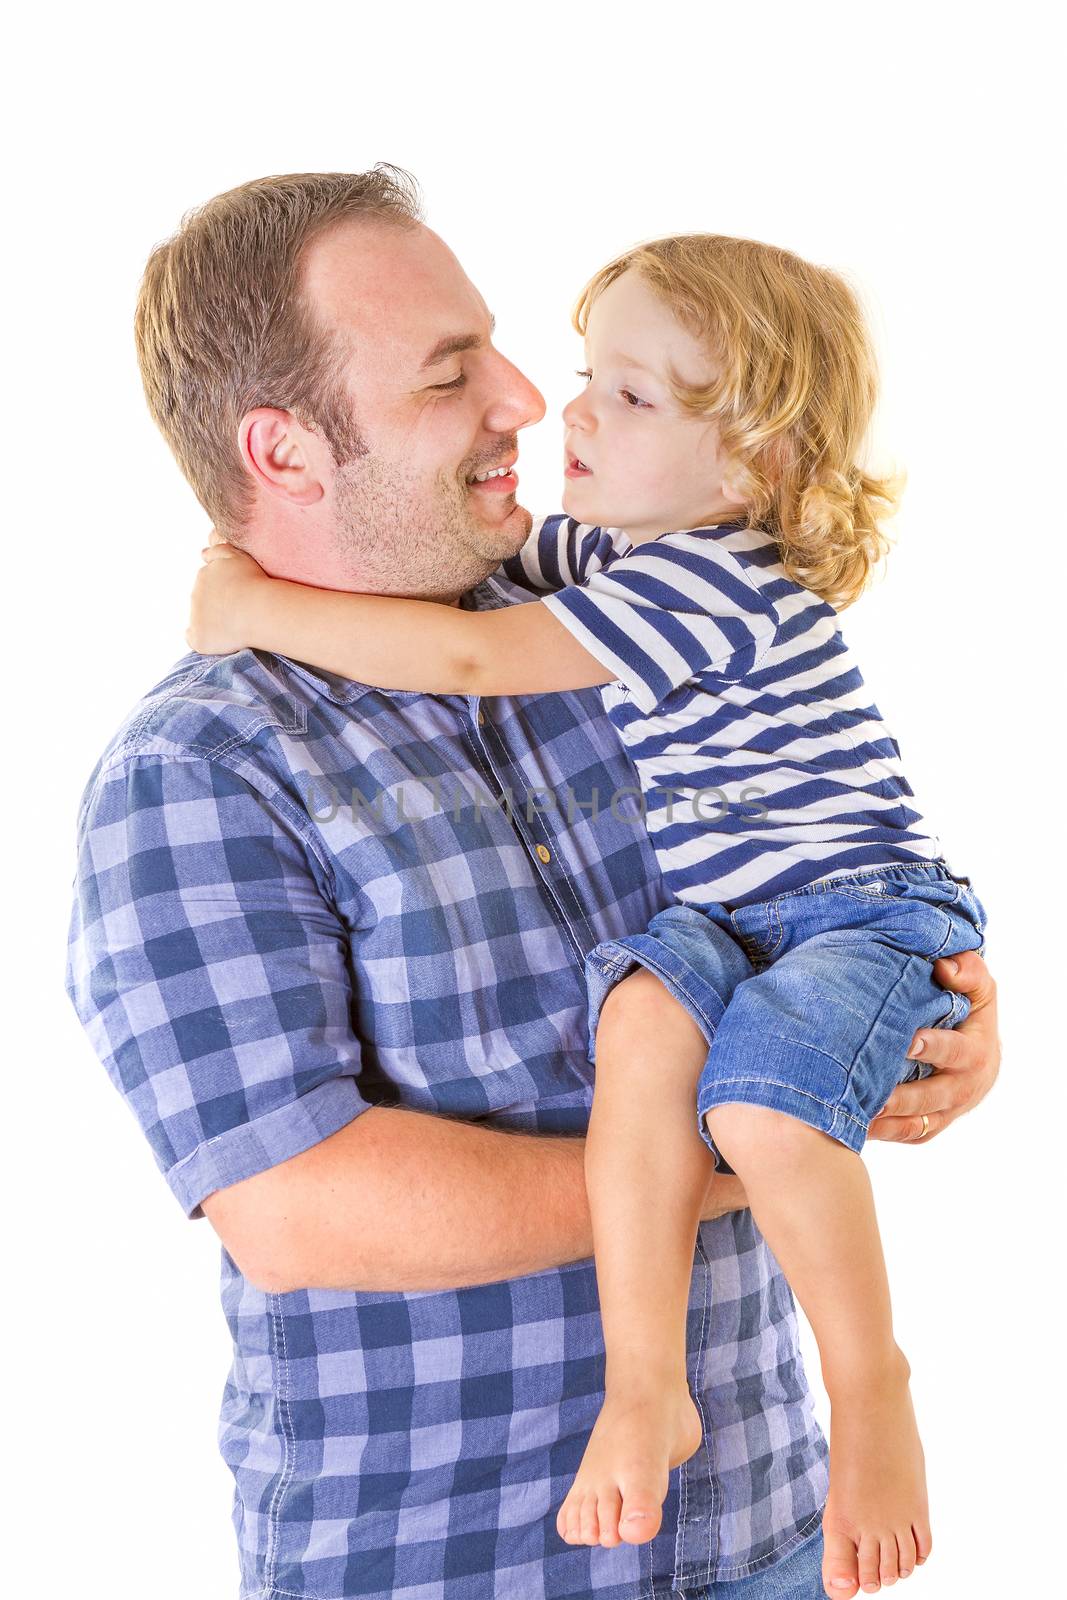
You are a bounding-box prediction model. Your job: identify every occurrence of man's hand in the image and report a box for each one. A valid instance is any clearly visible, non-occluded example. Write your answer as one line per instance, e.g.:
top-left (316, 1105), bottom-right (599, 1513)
top-left (689, 949), bottom-right (1002, 1212)
top-left (186, 540), bottom-right (273, 655)
top-left (868, 948), bottom-right (1000, 1145)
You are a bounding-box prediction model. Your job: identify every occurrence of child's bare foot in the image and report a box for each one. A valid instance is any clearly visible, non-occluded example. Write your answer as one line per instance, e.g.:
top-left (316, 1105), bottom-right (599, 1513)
top-left (556, 1381), bottom-right (703, 1548)
top-left (820, 1353), bottom-right (932, 1598)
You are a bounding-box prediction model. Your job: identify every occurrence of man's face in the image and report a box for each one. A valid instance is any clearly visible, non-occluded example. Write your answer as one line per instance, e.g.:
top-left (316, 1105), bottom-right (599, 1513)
top-left (300, 220), bottom-right (545, 600)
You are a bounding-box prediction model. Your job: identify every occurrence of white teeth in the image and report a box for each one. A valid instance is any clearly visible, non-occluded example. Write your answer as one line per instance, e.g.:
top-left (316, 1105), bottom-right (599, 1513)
top-left (471, 465), bottom-right (512, 483)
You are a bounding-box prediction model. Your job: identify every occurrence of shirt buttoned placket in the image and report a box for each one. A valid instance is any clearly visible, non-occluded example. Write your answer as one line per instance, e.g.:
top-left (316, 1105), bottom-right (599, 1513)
top-left (468, 688), bottom-right (724, 1597)
top-left (464, 692), bottom-right (594, 967)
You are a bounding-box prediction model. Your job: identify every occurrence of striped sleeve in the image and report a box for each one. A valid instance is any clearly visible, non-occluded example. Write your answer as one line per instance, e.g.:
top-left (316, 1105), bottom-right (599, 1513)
top-left (539, 532), bottom-right (780, 715)
top-left (496, 511), bottom-right (622, 594)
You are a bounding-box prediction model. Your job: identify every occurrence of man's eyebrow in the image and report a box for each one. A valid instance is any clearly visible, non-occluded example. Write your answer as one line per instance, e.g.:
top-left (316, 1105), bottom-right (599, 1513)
top-left (419, 313), bottom-right (497, 372)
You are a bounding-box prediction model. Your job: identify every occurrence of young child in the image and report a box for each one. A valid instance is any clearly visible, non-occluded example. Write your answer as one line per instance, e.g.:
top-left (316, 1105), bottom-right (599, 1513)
top-left (187, 234), bottom-right (987, 1600)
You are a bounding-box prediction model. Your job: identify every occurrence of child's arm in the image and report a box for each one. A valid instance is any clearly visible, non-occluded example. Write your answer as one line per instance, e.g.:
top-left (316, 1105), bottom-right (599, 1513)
top-left (187, 542), bottom-right (616, 697)
top-left (188, 525), bottom-right (780, 709)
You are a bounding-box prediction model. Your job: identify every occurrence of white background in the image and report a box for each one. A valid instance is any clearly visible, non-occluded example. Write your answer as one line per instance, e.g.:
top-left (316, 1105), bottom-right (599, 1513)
top-left (7, 4), bottom-right (1063, 1596)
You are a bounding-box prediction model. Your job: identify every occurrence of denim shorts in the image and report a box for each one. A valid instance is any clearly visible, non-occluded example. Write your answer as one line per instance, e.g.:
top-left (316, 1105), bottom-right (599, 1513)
top-left (583, 861), bottom-right (987, 1169)
top-left (698, 1523), bottom-right (824, 1597)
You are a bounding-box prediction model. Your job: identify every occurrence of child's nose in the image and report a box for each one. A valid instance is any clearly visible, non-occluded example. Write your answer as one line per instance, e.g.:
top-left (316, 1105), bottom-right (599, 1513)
top-left (562, 391), bottom-right (592, 430)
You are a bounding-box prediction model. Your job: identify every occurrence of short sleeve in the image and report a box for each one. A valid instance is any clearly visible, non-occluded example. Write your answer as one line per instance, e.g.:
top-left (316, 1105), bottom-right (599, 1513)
top-left (494, 511), bottom-right (622, 595)
top-left (64, 753), bottom-right (372, 1220)
top-left (539, 532), bottom-right (780, 714)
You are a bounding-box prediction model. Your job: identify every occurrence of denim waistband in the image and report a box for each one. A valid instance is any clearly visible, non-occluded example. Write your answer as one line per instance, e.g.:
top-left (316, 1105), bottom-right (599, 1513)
top-left (793, 858), bottom-right (961, 899)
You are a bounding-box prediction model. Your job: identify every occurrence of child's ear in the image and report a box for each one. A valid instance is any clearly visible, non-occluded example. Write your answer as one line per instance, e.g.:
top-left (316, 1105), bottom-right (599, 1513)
top-left (721, 470), bottom-right (747, 509)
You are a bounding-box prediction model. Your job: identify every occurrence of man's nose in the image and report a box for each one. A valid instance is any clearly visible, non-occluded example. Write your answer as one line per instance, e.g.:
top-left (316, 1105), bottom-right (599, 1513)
top-left (484, 355), bottom-right (546, 433)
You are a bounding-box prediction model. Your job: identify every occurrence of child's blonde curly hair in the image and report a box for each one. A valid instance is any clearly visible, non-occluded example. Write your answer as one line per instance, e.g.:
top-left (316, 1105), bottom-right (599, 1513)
top-left (572, 235), bottom-right (904, 610)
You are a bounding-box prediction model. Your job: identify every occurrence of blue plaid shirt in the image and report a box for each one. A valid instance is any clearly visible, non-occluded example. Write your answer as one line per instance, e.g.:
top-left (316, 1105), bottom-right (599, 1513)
top-left (64, 563), bottom-right (828, 1599)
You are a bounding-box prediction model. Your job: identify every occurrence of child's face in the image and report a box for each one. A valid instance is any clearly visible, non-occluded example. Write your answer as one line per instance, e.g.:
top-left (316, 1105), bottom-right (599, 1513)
top-left (561, 270), bottom-right (746, 541)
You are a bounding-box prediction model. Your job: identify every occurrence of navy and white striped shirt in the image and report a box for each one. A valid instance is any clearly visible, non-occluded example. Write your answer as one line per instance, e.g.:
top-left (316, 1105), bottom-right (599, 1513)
top-left (64, 561), bottom-right (828, 1599)
top-left (502, 514), bottom-right (942, 909)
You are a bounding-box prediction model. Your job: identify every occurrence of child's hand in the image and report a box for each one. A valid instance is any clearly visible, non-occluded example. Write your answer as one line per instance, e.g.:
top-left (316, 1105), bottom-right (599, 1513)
top-left (186, 541), bottom-right (273, 655)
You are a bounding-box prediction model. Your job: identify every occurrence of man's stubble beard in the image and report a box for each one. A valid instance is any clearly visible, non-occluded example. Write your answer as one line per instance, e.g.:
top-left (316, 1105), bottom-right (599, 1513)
top-left (330, 453), bottom-right (532, 602)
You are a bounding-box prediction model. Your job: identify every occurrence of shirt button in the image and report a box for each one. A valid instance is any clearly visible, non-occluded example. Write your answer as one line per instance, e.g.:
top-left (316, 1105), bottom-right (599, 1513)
top-left (535, 844), bottom-right (552, 864)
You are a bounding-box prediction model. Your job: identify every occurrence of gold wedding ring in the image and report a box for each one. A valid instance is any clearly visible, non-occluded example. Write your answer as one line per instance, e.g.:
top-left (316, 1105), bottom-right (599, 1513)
top-left (917, 1113), bottom-right (930, 1140)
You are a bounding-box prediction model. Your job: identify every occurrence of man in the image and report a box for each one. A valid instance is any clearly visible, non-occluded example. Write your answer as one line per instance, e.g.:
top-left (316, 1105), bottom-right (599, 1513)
top-left (65, 168), bottom-right (1000, 1600)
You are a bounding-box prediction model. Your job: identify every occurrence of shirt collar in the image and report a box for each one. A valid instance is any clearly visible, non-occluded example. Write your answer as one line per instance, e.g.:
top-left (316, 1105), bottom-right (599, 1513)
top-left (614, 516), bottom-right (751, 553)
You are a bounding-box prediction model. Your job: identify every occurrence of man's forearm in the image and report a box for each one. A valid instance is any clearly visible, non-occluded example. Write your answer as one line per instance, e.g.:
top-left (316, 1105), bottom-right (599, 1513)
top-left (265, 1107), bottom-right (595, 1293)
top-left (233, 1105), bottom-right (741, 1295)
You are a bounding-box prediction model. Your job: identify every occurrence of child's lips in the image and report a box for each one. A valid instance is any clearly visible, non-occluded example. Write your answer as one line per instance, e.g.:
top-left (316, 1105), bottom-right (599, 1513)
top-left (565, 453), bottom-right (593, 478)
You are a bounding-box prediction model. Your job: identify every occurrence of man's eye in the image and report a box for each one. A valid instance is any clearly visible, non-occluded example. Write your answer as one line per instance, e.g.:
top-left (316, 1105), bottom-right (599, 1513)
top-left (432, 373), bottom-right (467, 393)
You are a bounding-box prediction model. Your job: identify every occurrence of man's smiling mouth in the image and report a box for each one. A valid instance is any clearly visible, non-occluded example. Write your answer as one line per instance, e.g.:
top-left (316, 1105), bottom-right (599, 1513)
top-left (466, 459), bottom-right (518, 491)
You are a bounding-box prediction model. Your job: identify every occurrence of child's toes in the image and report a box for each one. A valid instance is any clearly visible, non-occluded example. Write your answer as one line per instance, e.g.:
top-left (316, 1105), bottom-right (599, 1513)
top-left (857, 1531), bottom-right (883, 1592)
top-left (556, 1490), bottom-right (581, 1544)
top-left (896, 1526), bottom-right (916, 1579)
top-left (617, 1476), bottom-right (664, 1545)
top-left (597, 1487), bottom-right (623, 1547)
top-left (578, 1493), bottom-right (601, 1545)
top-left (822, 1529), bottom-right (860, 1596)
top-left (879, 1536), bottom-right (900, 1586)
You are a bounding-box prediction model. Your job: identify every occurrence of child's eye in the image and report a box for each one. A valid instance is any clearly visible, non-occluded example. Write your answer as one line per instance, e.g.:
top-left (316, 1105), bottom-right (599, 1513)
top-left (433, 373), bottom-right (467, 392)
top-left (575, 370), bottom-right (650, 409)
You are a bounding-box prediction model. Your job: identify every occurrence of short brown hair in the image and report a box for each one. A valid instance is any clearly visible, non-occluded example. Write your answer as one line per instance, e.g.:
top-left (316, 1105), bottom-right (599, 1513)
top-left (134, 166), bottom-right (423, 535)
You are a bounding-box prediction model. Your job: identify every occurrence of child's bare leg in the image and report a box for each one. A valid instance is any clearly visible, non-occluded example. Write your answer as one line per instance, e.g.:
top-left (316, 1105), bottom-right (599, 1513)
top-left (704, 1103), bottom-right (932, 1600)
top-left (556, 968), bottom-right (715, 1550)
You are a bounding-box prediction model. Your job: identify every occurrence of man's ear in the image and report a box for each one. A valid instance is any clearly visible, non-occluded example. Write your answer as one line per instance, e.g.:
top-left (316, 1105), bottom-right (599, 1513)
top-left (238, 408), bottom-right (327, 507)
